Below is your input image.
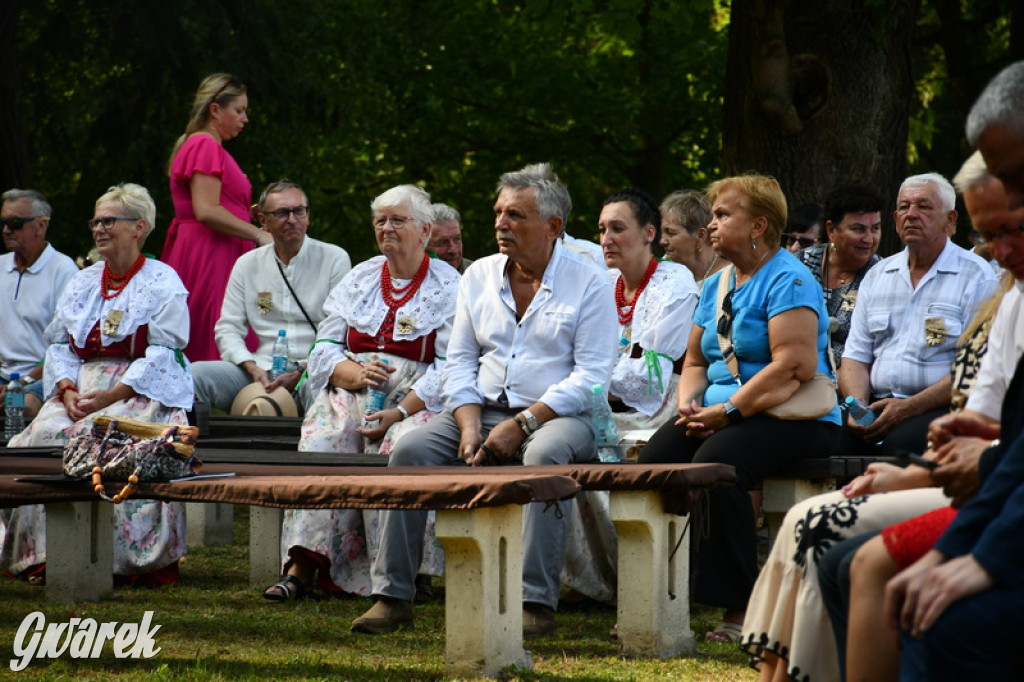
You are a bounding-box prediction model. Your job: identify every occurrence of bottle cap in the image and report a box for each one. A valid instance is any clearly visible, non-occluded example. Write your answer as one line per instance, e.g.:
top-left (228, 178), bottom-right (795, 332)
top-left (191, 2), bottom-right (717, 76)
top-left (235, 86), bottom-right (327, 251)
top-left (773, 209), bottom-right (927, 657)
top-left (591, 383), bottom-right (603, 395)
top-left (844, 395), bottom-right (856, 405)
top-left (278, 329), bottom-right (286, 336)
top-left (10, 372), bottom-right (19, 381)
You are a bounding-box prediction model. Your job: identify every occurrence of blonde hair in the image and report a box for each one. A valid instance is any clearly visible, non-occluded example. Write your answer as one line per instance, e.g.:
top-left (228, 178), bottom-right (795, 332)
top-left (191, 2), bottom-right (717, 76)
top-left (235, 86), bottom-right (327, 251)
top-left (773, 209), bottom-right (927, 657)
top-left (167, 73), bottom-right (247, 174)
top-left (963, 271), bottom-right (1014, 343)
top-left (706, 174), bottom-right (788, 246)
top-left (96, 183), bottom-right (157, 245)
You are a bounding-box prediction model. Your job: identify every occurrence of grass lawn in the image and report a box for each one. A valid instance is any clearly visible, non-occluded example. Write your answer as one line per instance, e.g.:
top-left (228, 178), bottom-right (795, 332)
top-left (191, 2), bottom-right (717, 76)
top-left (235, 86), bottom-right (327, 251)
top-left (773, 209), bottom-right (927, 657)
top-left (0, 505), bottom-right (758, 681)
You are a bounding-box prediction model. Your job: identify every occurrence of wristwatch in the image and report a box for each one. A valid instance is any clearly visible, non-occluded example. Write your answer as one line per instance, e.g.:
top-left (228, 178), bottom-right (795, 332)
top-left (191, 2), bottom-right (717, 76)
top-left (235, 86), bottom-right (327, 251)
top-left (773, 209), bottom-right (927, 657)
top-left (723, 399), bottom-right (744, 425)
top-left (520, 409), bottom-right (540, 433)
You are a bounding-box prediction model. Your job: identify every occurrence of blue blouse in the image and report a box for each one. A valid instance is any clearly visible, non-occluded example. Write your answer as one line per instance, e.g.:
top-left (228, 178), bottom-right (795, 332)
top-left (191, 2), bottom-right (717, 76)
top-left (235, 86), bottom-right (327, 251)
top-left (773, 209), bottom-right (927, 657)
top-left (695, 249), bottom-right (841, 424)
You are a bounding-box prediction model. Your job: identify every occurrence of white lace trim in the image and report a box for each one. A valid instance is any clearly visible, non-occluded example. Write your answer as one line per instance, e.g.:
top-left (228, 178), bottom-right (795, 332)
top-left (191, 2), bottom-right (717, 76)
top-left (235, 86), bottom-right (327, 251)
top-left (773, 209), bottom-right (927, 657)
top-left (332, 256), bottom-right (460, 341)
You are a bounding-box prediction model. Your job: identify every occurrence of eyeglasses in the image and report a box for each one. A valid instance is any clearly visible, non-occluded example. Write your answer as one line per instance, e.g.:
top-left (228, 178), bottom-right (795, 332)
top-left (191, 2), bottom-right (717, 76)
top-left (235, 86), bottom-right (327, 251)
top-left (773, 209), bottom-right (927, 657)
top-left (373, 215), bottom-right (415, 230)
top-left (265, 206), bottom-right (309, 222)
top-left (1, 216), bottom-right (47, 231)
top-left (975, 225), bottom-right (1024, 246)
top-left (86, 216), bottom-right (137, 231)
top-left (781, 233), bottom-right (818, 249)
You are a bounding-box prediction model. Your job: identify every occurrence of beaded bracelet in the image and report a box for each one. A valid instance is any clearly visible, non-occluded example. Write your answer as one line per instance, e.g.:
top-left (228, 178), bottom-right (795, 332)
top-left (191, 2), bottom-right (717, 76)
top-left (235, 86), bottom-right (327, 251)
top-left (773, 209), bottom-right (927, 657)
top-left (58, 383), bottom-right (78, 403)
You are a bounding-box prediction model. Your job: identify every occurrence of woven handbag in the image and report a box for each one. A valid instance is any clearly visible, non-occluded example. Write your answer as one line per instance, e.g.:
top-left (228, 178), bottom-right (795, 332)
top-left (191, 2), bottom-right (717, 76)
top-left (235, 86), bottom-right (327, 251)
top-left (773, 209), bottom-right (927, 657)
top-left (62, 416), bottom-right (202, 503)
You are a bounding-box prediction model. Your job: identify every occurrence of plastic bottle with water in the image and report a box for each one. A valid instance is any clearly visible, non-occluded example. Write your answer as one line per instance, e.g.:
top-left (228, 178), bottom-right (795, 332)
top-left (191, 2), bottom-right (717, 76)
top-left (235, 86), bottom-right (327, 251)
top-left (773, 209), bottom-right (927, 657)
top-left (269, 330), bottom-right (288, 380)
top-left (363, 357), bottom-right (390, 426)
top-left (5, 373), bottom-right (26, 440)
top-left (844, 395), bottom-right (876, 426)
top-left (591, 383), bottom-right (621, 462)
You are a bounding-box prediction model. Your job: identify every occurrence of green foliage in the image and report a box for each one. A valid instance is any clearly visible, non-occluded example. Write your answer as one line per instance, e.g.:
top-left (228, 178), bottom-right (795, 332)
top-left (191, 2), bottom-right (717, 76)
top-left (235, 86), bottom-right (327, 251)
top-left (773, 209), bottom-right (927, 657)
top-left (12, 0), bottom-right (727, 266)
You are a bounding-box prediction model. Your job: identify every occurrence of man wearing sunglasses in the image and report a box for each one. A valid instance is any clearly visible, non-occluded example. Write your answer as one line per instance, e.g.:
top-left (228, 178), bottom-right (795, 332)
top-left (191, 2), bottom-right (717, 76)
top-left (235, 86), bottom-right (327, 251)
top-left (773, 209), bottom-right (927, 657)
top-left (0, 189), bottom-right (78, 421)
top-left (191, 179), bottom-right (351, 416)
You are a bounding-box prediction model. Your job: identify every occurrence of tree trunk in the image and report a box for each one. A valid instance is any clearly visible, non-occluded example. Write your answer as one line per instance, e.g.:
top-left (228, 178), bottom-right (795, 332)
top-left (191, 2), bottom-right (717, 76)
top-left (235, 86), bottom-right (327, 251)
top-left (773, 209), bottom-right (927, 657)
top-left (723, 0), bottom-right (919, 256)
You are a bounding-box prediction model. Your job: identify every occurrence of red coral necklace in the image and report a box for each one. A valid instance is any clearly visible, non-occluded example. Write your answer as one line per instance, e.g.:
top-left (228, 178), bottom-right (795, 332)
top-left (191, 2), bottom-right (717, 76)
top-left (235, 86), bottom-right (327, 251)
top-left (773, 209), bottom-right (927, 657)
top-left (101, 254), bottom-right (146, 300)
top-left (381, 254), bottom-right (430, 308)
top-left (615, 257), bottom-right (659, 325)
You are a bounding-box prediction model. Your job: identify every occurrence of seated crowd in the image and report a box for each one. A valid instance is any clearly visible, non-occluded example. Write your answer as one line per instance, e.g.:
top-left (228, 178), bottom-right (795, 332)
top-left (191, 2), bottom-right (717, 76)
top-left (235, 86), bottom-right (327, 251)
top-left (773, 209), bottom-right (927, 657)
top-left (3, 60), bottom-right (1024, 682)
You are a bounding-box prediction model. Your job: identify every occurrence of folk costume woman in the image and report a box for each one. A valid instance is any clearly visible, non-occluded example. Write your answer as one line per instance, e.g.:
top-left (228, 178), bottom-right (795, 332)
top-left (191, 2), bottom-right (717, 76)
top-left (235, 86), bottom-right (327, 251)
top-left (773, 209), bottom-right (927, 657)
top-left (3, 183), bottom-right (193, 585)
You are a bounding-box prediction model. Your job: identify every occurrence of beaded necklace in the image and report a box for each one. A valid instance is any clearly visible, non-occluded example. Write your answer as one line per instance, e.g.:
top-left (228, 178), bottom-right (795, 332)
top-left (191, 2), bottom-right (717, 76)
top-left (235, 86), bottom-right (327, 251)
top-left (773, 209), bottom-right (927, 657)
top-left (100, 253), bottom-right (146, 300)
top-left (615, 257), bottom-right (659, 326)
top-left (377, 254), bottom-right (430, 344)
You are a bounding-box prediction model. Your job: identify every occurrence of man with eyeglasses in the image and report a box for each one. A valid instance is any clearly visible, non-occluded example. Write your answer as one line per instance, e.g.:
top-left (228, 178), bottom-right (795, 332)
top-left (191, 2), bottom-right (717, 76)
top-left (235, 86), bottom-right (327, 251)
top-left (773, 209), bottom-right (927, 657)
top-left (191, 179), bottom-right (351, 415)
top-left (838, 173), bottom-right (998, 456)
top-left (428, 202), bottom-right (473, 273)
top-left (0, 189), bottom-right (78, 421)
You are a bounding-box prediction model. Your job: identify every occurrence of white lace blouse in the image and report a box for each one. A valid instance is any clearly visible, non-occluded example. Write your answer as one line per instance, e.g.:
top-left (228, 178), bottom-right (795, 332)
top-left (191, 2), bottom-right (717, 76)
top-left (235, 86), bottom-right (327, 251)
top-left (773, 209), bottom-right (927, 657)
top-left (609, 260), bottom-right (699, 415)
top-left (306, 256), bottom-right (460, 413)
top-left (42, 259), bottom-right (194, 408)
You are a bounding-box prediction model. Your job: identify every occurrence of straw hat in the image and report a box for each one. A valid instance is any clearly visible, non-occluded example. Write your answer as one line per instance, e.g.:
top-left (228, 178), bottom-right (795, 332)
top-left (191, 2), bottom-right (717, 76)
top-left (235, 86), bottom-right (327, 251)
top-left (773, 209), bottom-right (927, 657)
top-left (230, 382), bottom-right (299, 417)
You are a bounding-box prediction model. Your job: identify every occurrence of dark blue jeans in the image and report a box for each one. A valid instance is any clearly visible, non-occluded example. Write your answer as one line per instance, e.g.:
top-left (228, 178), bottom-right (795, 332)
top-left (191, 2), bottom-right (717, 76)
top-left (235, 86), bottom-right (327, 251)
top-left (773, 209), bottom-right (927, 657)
top-left (817, 531), bottom-right (879, 680)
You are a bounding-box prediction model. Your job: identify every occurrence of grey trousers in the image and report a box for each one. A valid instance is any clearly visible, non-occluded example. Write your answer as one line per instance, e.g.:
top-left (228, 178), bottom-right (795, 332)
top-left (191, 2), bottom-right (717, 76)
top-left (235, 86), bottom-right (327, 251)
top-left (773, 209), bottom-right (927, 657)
top-left (191, 360), bottom-right (313, 413)
top-left (371, 407), bottom-right (597, 609)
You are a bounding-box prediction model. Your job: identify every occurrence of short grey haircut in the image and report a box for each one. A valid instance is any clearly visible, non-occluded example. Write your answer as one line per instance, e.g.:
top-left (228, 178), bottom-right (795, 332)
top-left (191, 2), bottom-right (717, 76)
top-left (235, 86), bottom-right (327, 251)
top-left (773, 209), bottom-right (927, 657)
top-left (952, 151), bottom-right (992, 194)
top-left (258, 178), bottom-right (307, 209)
top-left (371, 184), bottom-right (433, 226)
top-left (966, 61), bottom-right (1024, 148)
top-left (899, 173), bottom-right (956, 212)
top-left (96, 183), bottom-right (157, 243)
top-left (431, 202), bottom-right (461, 225)
top-left (1, 189), bottom-right (52, 218)
top-left (496, 162), bottom-right (573, 226)
top-left (660, 190), bottom-right (711, 235)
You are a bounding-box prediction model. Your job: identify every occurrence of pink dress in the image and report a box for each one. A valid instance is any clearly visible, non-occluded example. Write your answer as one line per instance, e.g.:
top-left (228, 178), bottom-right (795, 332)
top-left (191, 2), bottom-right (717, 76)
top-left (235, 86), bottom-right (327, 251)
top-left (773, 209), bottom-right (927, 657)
top-left (163, 134), bottom-right (253, 362)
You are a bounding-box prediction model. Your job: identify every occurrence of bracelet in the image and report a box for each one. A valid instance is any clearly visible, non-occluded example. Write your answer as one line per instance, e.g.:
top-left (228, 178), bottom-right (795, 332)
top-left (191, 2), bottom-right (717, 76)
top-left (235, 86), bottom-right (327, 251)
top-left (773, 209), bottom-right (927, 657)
top-left (58, 383), bottom-right (78, 402)
top-left (395, 404), bottom-right (410, 420)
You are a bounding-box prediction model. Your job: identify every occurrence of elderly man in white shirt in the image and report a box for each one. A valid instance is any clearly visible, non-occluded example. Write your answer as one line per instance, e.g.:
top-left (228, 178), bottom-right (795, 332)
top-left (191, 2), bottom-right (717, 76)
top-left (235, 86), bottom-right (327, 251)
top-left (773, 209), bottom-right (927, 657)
top-left (352, 163), bottom-right (617, 639)
top-left (1, 189), bottom-right (79, 418)
top-left (191, 180), bottom-right (351, 413)
top-left (839, 173), bottom-right (998, 455)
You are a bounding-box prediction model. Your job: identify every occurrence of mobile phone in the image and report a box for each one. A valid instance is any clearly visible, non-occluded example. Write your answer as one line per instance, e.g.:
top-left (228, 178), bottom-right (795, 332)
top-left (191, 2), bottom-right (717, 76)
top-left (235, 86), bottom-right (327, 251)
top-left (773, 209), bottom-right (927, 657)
top-left (900, 450), bottom-right (939, 470)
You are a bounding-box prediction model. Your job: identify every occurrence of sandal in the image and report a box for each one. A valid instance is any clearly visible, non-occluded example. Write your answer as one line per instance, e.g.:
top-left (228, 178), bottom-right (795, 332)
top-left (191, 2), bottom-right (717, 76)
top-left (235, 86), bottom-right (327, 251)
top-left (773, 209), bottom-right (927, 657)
top-left (705, 620), bottom-right (743, 643)
top-left (262, 574), bottom-right (309, 602)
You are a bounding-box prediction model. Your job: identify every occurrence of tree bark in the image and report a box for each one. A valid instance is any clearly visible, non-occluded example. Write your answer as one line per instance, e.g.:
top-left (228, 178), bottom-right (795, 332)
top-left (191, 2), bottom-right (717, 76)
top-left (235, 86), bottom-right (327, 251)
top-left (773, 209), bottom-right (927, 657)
top-left (723, 0), bottom-right (919, 256)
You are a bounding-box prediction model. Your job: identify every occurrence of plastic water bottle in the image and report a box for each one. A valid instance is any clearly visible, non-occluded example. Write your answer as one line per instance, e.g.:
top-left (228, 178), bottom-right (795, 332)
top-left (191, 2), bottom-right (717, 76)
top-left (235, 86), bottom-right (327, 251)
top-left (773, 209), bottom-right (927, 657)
top-left (844, 395), bottom-right (876, 426)
top-left (270, 330), bottom-right (288, 380)
top-left (5, 373), bottom-right (26, 440)
top-left (363, 357), bottom-right (390, 425)
top-left (591, 384), bottom-right (621, 462)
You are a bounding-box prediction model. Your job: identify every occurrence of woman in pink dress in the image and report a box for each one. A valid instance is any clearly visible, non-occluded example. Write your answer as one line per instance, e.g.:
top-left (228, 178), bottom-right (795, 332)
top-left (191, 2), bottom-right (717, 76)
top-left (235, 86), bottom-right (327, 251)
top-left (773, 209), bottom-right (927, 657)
top-left (162, 73), bottom-right (272, 361)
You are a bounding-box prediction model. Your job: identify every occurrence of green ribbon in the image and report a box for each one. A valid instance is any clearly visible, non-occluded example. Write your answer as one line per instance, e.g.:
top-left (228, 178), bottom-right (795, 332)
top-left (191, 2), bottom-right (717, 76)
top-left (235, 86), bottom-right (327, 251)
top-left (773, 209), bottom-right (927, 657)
top-left (164, 347), bottom-right (187, 371)
top-left (643, 350), bottom-right (673, 395)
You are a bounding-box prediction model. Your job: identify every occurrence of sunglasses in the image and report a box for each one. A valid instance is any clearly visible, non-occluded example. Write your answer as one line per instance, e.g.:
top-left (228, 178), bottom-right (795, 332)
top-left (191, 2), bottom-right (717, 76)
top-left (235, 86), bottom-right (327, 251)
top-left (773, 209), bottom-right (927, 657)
top-left (717, 289), bottom-right (735, 338)
top-left (1, 216), bottom-right (47, 231)
top-left (781, 233), bottom-right (818, 249)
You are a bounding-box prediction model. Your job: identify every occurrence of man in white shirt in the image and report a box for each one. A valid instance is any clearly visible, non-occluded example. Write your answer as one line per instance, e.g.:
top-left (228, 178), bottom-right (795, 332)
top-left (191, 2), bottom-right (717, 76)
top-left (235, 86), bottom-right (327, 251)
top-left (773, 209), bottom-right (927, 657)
top-left (191, 180), bottom-right (351, 414)
top-left (839, 173), bottom-right (998, 455)
top-left (428, 202), bottom-right (473, 273)
top-left (352, 163), bottom-right (618, 639)
top-left (0, 189), bottom-right (78, 418)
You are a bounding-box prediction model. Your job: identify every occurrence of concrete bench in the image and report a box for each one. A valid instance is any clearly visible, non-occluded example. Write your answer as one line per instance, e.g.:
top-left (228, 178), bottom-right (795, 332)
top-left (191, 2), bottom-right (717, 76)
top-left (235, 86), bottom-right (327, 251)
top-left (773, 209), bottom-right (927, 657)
top-left (0, 452), bottom-right (734, 675)
top-left (762, 455), bottom-right (899, 543)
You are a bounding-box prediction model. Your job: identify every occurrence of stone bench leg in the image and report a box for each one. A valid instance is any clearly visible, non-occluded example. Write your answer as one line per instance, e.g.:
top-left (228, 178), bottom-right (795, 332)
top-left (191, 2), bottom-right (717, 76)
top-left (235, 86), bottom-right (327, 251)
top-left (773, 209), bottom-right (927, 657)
top-left (762, 478), bottom-right (837, 546)
top-left (45, 501), bottom-right (113, 603)
top-left (609, 490), bottom-right (694, 658)
top-left (436, 505), bottom-right (532, 678)
top-left (249, 506), bottom-right (284, 588)
top-left (186, 502), bottom-right (234, 547)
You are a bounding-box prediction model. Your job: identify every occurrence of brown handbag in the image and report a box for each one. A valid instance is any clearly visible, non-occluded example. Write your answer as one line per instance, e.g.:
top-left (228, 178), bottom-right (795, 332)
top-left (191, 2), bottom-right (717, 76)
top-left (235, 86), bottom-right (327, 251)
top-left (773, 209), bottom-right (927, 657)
top-left (715, 265), bottom-right (837, 420)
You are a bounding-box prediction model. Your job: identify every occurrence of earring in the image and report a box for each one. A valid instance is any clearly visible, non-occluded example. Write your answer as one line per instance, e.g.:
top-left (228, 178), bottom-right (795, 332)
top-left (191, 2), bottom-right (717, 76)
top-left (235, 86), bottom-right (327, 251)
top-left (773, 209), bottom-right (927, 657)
top-left (830, 242), bottom-right (837, 252)
top-left (751, 238), bottom-right (757, 251)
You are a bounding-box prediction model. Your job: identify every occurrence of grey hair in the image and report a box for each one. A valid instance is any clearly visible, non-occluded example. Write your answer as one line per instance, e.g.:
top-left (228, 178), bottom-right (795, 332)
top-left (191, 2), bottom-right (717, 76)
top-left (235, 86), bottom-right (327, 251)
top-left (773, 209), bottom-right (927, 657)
top-left (371, 184), bottom-right (433, 225)
top-left (899, 173), bottom-right (956, 212)
top-left (966, 61), bottom-right (1024, 147)
top-left (497, 162), bottom-right (573, 226)
top-left (659, 190), bottom-right (711, 235)
top-left (1, 189), bottom-right (52, 218)
top-left (259, 178), bottom-right (307, 209)
top-left (952, 151), bottom-right (992, 194)
top-left (431, 202), bottom-right (461, 225)
top-left (96, 183), bottom-right (157, 244)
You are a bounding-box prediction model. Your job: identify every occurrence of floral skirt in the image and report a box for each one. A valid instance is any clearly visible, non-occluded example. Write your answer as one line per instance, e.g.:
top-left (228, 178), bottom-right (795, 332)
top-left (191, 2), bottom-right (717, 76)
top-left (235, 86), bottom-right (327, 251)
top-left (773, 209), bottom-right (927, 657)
top-left (740, 487), bottom-right (949, 682)
top-left (286, 353), bottom-right (444, 595)
top-left (561, 376), bottom-right (679, 604)
top-left (1, 359), bottom-right (187, 577)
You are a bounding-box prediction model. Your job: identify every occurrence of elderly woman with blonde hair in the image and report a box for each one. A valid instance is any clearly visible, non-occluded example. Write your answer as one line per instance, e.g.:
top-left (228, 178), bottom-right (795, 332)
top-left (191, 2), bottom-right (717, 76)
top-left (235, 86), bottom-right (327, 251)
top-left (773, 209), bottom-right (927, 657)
top-left (639, 174), bottom-right (841, 641)
top-left (3, 182), bottom-right (193, 586)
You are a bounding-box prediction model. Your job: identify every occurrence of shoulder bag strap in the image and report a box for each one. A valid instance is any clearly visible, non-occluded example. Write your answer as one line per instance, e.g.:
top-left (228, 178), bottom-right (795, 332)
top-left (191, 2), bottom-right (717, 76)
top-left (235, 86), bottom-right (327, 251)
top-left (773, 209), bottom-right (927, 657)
top-left (275, 259), bottom-right (317, 334)
top-left (714, 264), bottom-right (742, 386)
